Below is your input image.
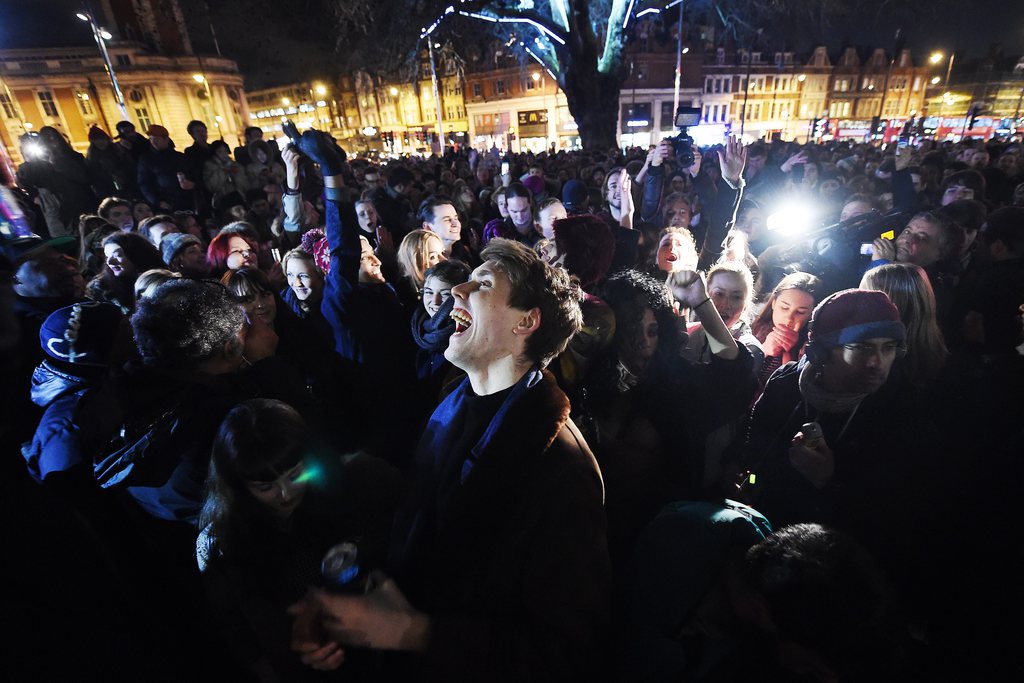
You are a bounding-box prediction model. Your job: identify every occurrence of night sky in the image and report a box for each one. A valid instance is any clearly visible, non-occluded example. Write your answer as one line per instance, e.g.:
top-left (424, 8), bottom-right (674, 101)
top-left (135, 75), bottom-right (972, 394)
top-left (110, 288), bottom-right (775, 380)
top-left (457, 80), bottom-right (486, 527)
top-left (3, 0), bottom-right (1022, 88)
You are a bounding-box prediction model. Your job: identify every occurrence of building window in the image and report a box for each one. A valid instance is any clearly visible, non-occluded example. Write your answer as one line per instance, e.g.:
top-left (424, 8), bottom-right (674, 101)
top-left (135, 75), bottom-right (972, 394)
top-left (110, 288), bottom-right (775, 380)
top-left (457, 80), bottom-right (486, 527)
top-left (723, 78), bottom-right (731, 93)
top-left (37, 91), bottom-right (59, 117)
top-left (705, 78), bottom-right (713, 94)
top-left (495, 80), bottom-right (505, 95)
top-left (135, 107), bottom-right (152, 130)
top-left (116, 54), bottom-right (131, 66)
top-left (0, 93), bottom-right (17, 119)
top-left (473, 83), bottom-right (482, 97)
top-left (75, 92), bottom-right (94, 116)
top-left (525, 78), bottom-right (535, 91)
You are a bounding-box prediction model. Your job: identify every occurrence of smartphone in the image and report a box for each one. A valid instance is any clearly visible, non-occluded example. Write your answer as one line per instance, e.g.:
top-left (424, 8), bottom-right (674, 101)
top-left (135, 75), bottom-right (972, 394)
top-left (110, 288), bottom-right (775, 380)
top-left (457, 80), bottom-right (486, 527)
top-left (270, 247), bottom-right (281, 263)
top-left (860, 243), bottom-right (874, 256)
top-left (801, 422), bottom-right (824, 449)
top-left (501, 161), bottom-right (510, 176)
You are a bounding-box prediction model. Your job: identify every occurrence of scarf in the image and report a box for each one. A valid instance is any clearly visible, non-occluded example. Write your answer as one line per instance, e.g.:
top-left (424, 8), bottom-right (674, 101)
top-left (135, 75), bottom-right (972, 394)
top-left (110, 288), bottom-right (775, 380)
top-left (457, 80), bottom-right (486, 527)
top-left (411, 297), bottom-right (456, 379)
top-left (798, 360), bottom-right (869, 414)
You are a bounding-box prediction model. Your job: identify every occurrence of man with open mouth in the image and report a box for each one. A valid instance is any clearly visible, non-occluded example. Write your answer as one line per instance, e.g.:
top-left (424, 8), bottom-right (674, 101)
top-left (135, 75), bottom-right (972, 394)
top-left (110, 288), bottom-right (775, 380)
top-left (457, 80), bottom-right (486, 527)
top-left (289, 220), bottom-right (611, 679)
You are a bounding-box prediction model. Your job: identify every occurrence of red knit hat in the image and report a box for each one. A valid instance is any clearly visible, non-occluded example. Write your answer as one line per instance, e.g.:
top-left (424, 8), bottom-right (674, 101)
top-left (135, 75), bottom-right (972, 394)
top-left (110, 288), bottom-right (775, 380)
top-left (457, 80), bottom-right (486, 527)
top-left (807, 289), bottom-right (905, 350)
top-left (300, 229), bottom-right (331, 275)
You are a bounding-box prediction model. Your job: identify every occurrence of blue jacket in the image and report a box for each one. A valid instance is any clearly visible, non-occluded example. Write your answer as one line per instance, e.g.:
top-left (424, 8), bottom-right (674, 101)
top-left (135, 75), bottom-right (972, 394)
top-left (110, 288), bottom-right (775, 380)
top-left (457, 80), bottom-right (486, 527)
top-left (320, 193), bottom-right (413, 377)
top-left (22, 362), bottom-right (92, 482)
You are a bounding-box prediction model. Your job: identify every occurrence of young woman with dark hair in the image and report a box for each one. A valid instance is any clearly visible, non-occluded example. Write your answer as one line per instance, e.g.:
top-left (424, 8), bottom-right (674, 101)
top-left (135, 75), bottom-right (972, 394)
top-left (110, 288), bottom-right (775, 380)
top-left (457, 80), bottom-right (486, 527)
top-left (750, 271), bottom-right (820, 390)
top-left (197, 399), bottom-right (405, 681)
top-left (581, 269), bottom-right (754, 568)
top-left (86, 231), bottom-right (167, 312)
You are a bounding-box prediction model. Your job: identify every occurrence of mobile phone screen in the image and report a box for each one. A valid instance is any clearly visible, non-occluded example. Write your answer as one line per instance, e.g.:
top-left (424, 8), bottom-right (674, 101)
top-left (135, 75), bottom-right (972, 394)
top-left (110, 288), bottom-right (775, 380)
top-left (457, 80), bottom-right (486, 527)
top-left (860, 243), bottom-right (874, 256)
top-left (501, 162), bottom-right (510, 176)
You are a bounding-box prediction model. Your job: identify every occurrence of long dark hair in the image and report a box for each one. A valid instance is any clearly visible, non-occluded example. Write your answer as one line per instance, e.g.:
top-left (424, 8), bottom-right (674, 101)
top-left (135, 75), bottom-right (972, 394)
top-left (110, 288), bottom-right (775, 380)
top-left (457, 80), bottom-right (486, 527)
top-left (89, 232), bottom-right (165, 311)
top-left (199, 399), bottom-right (309, 562)
top-left (750, 272), bottom-right (820, 353)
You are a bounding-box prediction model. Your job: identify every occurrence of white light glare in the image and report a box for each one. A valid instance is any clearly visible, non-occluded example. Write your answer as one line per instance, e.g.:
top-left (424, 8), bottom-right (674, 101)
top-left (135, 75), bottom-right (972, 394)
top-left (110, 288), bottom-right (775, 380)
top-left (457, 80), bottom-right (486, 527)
top-left (767, 202), bottom-right (817, 237)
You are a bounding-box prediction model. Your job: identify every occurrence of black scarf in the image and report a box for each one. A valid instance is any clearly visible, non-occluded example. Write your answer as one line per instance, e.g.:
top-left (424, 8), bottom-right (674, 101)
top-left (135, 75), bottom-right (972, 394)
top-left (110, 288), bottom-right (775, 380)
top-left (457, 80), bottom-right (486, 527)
top-left (411, 296), bottom-right (456, 379)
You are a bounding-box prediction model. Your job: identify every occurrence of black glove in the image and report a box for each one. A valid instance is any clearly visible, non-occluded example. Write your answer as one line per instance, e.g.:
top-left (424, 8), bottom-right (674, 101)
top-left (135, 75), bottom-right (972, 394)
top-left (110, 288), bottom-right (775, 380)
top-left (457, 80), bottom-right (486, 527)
top-left (282, 120), bottom-right (346, 176)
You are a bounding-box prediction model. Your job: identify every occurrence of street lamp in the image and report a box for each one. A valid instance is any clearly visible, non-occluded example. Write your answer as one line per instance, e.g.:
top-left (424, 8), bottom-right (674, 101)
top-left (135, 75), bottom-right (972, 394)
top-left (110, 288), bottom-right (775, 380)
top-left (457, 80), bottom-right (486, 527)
top-left (389, 87), bottom-right (399, 97)
top-left (315, 84), bottom-right (327, 97)
top-left (931, 76), bottom-right (941, 85)
top-left (282, 97), bottom-right (290, 106)
top-left (77, 6), bottom-right (129, 119)
top-left (193, 73), bottom-right (219, 128)
top-left (930, 51), bottom-right (955, 88)
top-left (532, 72), bottom-right (541, 82)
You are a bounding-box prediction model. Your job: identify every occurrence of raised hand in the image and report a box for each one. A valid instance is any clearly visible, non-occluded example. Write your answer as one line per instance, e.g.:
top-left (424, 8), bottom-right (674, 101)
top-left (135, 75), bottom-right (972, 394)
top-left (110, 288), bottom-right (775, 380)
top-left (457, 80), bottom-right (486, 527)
top-left (686, 148), bottom-right (703, 177)
top-left (872, 237), bottom-right (896, 262)
top-left (720, 135), bottom-right (747, 184)
top-left (667, 269), bottom-right (706, 308)
top-left (282, 120), bottom-right (346, 176)
top-left (780, 150), bottom-right (809, 173)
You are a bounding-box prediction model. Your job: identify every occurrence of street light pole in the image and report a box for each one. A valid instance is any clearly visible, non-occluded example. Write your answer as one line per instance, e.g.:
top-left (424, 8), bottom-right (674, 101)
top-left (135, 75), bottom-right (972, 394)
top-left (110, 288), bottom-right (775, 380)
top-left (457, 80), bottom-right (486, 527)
top-left (672, 2), bottom-right (684, 119)
top-left (78, 4), bottom-right (129, 120)
top-left (427, 40), bottom-right (446, 154)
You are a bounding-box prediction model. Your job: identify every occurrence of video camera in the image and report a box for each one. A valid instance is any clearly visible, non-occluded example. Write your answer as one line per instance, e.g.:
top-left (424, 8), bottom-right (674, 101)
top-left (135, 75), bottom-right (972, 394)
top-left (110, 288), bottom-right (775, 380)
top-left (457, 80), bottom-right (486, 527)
top-left (669, 106), bottom-right (702, 169)
top-left (772, 208), bottom-right (909, 292)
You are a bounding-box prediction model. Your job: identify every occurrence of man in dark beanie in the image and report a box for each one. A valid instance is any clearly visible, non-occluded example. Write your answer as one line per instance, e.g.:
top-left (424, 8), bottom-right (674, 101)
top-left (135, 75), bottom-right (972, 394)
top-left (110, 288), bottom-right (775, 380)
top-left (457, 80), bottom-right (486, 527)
top-left (739, 288), bottom-right (939, 624)
top-left (160, 233), bottom-right (208, 278)
top-left (22, 301), bottom-right (125, 486)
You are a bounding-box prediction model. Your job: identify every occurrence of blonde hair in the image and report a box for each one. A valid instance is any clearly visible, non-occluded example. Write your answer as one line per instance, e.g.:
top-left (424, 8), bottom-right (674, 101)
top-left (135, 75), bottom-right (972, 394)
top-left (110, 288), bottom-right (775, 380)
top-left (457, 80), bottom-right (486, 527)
top-left (134, 268), bottom-right (180, 300)
top-left (398, 229), bottom-right (444, 288)
top-left (707, 261), bottom-right (755, 324)
top-left (860, 263), bottom-right (947, 385)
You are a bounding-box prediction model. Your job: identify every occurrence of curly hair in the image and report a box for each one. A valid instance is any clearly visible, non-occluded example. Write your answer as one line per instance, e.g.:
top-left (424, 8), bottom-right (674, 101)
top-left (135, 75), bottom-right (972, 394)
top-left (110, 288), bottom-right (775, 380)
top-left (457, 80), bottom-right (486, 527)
top-left (480, 238), bottom-right (584, 367)
top-left (131, 279), bottom-right (244, 369)
top-left (600, 269), bottom-right (684, 363)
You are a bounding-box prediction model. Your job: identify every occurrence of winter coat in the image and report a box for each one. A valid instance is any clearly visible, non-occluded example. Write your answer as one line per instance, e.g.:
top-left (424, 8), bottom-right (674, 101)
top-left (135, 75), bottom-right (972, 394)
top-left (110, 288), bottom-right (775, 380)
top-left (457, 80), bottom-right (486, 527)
top-left (136, 145), bottom-right (189, 210)
top-left (390, 368), bottom-right (611, 682)
top-left (22, 361), bottom-right (93, 482)
top-left (203, 155), bottom-right (250, 204)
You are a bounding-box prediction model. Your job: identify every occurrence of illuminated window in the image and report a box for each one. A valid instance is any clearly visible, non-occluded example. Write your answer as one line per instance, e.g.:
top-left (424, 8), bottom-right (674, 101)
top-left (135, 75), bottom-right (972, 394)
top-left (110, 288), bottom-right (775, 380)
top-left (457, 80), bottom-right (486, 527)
top-left (76, 92), bottom-right (94, 116)
top-left (135, 107), bottom-right (152, 130)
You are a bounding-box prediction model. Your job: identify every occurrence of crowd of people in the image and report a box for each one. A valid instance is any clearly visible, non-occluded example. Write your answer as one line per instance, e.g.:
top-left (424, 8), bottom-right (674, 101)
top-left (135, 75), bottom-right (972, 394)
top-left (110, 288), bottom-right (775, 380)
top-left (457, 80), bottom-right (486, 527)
top-left (3, 115), bottom-right (1022, 681)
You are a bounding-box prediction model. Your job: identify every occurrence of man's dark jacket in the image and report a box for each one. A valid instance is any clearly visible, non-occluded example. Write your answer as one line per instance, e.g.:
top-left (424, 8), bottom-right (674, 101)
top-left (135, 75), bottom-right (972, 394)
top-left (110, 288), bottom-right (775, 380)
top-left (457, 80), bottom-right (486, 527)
top-left (391, 368), bottom-right (611, 682)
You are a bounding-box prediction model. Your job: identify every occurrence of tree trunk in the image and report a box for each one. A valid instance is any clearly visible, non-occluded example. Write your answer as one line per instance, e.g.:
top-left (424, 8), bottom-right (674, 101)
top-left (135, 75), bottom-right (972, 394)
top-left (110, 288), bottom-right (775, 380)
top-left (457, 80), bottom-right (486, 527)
top-left (561, 67), bottom-right (621, 150)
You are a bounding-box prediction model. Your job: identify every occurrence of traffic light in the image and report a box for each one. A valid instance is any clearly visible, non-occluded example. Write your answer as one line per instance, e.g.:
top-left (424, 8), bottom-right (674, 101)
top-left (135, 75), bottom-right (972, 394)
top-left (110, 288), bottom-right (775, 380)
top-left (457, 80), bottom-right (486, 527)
top-left (967, 106), bottom-right (979, 130)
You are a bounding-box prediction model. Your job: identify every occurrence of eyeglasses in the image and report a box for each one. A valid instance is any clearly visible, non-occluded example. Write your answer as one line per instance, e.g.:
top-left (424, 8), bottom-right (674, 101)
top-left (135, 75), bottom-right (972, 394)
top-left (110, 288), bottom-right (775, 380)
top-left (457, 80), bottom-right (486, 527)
top-left (841, 342), bottom-right (906, 360)
top-left (230, 248), bottom-right (255, 258)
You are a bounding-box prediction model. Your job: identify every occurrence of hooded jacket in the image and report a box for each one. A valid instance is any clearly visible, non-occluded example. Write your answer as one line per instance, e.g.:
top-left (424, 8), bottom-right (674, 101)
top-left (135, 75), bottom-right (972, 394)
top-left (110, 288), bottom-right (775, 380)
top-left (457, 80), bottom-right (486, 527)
top-left (22, 361), bottom-right (93, 482)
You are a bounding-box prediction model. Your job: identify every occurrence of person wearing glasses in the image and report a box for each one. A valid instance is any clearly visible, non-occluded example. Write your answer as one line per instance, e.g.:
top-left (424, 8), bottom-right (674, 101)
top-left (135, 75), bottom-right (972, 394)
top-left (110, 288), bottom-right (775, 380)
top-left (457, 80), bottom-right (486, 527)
top-left (736, 289), bottom-right (939, 613)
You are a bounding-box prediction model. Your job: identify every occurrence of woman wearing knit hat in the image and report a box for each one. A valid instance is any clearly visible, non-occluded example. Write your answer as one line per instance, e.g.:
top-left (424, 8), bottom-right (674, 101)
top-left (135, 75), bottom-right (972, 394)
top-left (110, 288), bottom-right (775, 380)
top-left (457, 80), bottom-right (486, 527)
top-left (160, 232), bottom-right (208, 279)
